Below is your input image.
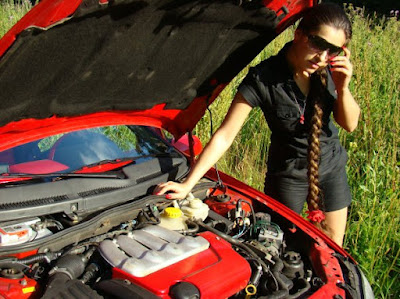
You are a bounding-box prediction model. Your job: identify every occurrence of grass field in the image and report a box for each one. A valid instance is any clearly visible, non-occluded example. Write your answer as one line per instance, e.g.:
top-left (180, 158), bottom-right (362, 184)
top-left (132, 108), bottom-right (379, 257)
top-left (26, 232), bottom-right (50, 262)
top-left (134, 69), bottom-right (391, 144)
top-left (1, 1), bottom-right (399, 298)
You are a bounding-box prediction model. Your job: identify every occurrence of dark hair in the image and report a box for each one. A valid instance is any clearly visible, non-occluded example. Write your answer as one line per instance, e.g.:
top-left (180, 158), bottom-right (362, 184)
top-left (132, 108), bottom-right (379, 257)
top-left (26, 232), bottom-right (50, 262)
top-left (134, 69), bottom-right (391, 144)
top-left (298, 3), bottom-right (352, 44)
top-left (303, 3), bottom-right (352, 234)
top-left (307, 69), bottom-right (329, 232)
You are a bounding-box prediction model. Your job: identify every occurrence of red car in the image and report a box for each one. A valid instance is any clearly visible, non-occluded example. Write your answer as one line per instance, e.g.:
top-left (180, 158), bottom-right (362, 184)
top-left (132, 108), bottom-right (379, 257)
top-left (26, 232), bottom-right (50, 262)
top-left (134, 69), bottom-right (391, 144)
top-left (0, 0), bottom-right (373, 298)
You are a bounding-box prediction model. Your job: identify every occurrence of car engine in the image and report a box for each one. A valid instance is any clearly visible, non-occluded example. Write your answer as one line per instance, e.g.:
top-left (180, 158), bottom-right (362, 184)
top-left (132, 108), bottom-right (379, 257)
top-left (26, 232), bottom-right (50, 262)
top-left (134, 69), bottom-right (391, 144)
top-left (0, 184), bottom-right (342, 299)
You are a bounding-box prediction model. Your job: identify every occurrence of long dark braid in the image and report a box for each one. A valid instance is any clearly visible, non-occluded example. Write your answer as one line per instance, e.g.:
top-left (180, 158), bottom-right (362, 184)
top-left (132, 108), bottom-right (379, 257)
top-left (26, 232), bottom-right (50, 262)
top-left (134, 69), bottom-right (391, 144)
top-left (306, 70), bottom-right (329, 232)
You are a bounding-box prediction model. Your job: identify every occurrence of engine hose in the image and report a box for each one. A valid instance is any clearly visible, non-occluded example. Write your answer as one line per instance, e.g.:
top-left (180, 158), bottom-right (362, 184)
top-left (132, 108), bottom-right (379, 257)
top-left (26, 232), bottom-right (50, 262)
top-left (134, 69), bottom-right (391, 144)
top-left (195, 220), bottom-right (269, 272)
top-left (181, 220), bottom-right (200, 234)
top-left (48, 254), bottom-right (87, 280)
top-left (18, 252), bottom-right (61, 265)
top-left (268, 255), bottom-right (293, 299)
top-left (41, 254), bottom-right (88, 298)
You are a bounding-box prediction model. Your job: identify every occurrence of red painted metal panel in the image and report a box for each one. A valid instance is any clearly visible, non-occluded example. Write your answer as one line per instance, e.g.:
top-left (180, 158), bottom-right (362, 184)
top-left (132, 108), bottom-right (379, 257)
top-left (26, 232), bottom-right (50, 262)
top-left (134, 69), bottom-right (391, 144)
top-left (264, 0), bottom-right (318, 32)
top-left (308, 242), bottom-right (346, 298)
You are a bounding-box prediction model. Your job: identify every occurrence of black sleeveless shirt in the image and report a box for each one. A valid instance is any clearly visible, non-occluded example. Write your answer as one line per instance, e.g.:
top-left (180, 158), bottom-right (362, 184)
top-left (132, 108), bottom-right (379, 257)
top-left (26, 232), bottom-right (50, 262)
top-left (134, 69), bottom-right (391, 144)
top-left (238, 43), bottom-right (348, 180)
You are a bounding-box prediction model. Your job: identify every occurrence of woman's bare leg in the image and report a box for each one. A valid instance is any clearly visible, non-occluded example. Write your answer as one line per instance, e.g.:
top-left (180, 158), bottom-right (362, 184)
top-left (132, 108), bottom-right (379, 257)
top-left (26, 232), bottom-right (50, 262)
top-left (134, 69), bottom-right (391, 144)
top-left (325, 207), bottom-right (348, 247)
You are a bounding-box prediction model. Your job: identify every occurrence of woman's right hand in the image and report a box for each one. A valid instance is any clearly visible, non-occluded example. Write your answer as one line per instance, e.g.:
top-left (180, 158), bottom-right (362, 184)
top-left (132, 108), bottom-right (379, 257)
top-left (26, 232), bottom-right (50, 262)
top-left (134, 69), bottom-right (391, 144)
top-left (153, 181), bottom-right (192, 200)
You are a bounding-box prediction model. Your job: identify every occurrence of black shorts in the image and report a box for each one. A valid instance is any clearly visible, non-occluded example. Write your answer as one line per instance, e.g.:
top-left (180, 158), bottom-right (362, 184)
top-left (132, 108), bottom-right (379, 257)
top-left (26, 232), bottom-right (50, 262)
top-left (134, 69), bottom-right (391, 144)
top-left (264, 164), bottom-right (352, 214)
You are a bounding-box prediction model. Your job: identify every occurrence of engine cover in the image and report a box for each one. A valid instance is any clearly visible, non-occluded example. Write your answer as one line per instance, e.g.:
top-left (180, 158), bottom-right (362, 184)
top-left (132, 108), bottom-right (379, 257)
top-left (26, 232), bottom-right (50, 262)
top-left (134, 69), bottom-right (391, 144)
top-left (99, 225), bottom-right (210, 277)
top-left (99, 226), bottom-right (251, 298)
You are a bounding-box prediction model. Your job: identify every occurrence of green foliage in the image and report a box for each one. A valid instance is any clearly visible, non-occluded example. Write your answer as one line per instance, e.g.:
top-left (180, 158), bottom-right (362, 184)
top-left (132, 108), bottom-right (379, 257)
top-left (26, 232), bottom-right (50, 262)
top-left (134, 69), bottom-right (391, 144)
top-left (341, 6), bottom-right (400, 297)
top-left (328, 0), bottom-right (399, 16)
top-left (1, 2), bottom-right (399, 298)
top-left (0, 1), bottom-right (32, 37)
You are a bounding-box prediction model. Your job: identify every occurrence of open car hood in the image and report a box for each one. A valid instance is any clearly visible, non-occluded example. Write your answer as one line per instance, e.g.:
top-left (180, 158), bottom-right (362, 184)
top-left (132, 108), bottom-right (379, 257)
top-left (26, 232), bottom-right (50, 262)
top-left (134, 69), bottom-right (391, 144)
top-left (0, 0), bottom-right (315, 148)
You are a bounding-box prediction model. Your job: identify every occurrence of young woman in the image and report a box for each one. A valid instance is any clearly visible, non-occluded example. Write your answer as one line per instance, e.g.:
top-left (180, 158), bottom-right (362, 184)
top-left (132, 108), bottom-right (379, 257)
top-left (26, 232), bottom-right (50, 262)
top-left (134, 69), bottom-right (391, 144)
top-left (154, 3), bottom-right (360, 247)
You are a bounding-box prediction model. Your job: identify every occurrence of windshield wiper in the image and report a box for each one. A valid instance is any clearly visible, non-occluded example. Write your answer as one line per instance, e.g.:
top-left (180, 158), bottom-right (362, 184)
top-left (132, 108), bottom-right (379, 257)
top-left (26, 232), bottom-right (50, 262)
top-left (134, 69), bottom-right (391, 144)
top-left (0, 154), bottom-right (179, 182)
top-left (74, 153), bottom-right (178, 170)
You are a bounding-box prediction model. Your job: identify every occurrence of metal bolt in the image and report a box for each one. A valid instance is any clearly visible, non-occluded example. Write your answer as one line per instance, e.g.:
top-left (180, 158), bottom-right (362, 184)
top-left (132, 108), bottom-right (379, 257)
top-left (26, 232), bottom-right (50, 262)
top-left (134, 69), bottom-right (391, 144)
top-left (124, 279), bottom-right (131, 285)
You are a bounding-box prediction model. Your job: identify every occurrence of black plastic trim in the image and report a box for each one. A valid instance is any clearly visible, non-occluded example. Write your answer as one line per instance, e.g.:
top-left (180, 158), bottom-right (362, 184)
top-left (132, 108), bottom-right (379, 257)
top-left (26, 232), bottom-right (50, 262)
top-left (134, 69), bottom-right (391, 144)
top-left (0, 157), bottom-right (188, 221)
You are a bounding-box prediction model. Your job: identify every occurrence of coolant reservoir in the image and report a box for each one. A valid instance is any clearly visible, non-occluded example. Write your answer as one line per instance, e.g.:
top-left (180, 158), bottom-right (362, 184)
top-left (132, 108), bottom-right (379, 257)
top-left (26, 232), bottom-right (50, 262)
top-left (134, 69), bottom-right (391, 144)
top-left (159, 207), bottom-right (188, 231)
top-left (181, 198), bottom-right (209, 221)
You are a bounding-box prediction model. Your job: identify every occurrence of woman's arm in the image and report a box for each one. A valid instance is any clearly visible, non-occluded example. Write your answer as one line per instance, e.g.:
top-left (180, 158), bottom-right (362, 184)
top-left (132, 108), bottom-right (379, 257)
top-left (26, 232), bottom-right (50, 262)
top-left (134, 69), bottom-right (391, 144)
top-left (154, 93), bottom-right (253, 199)
top-left (331, 46), bottom-right (360, 132)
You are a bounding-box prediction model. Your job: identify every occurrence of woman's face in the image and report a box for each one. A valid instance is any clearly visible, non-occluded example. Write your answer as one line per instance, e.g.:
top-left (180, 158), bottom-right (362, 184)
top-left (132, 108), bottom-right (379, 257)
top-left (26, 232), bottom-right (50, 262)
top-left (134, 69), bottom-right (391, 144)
top-left (293, 24), bottom-right (347, 75)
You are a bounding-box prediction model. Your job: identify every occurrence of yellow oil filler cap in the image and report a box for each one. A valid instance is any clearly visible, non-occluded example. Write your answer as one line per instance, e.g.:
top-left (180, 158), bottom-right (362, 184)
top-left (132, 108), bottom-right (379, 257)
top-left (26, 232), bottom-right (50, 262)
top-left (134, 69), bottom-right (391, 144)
top-left (164, 207), bottom-right (182, 218)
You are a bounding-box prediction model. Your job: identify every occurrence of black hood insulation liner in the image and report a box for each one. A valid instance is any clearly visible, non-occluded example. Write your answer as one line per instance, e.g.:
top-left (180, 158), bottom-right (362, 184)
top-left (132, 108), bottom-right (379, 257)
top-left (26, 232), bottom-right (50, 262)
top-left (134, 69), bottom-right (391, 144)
top-left (0, 0), bottom-right (278, 127)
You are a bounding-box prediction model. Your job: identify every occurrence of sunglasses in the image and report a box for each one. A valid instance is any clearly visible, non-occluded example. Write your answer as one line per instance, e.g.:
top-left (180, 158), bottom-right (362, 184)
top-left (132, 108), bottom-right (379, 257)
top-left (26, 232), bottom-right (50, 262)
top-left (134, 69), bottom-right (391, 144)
top-left (307, 34), bottom-right (343, 57)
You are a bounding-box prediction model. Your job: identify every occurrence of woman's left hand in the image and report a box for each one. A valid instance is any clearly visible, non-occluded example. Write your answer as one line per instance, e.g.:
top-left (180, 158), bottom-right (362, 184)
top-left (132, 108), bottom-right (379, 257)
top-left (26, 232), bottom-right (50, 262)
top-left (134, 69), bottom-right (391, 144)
top-left (330, 46), bottom-right (360, 132)
top-left (330, 46), bottom-right (353, 92)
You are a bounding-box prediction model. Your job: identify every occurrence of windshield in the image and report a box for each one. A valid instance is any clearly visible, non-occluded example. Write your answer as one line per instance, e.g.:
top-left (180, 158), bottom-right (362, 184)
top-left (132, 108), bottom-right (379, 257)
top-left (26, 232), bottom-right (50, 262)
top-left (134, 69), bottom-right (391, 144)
top-left (0, 125), bottom-right (175, 175)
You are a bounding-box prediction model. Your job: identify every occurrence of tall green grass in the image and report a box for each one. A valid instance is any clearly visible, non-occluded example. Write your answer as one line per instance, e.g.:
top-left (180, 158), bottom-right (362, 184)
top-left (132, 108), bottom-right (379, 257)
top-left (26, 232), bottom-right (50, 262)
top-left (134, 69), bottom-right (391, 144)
top-left (342, 7), bottom-right (400, 298)
top-left (0, 1), bottom-right (32, 35)
top-left (1, 1), bottom-right (398, 298)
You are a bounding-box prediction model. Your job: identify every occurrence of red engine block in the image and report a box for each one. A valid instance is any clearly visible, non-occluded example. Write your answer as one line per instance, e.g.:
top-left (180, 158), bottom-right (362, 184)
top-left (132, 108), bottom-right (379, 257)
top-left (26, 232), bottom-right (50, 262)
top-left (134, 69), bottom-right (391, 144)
top-left (112, 231), bottom-right (251, 298)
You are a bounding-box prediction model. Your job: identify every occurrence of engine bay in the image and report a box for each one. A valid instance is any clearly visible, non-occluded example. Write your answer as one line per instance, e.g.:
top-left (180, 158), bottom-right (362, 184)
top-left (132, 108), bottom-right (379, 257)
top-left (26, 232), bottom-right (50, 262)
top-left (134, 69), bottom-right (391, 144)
top-left (0, 182), bottom-right (347, 298)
